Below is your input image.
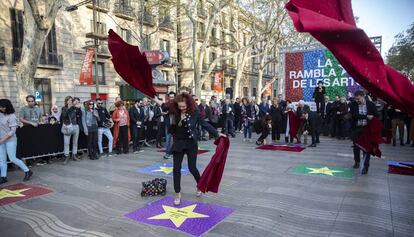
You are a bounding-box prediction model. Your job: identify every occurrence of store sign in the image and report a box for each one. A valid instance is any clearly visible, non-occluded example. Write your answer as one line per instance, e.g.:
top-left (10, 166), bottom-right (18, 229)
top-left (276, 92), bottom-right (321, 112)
top-left (79, 48), bottom-right (95, 85)
top-left (143, 50), bottom-right (169, 65)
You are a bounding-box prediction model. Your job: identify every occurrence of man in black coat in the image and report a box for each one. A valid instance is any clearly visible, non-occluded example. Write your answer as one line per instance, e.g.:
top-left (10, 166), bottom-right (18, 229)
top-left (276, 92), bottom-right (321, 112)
top-left (322, 96), bottom-right (333, 136)
top-left (269, 102), bottom-right (284, 141)
top-left (129, 99), bottom-right (145, 153)
top-left (222, 98), bottom-right (235, 137)
top-left (349, 90), bottom-right (379, 174)
top-left (313, 81), bottom-right (326, 114)
top-left (233, 98), bottom-right (242, 133)
top-left (330, 96), bottom-right (340, 137)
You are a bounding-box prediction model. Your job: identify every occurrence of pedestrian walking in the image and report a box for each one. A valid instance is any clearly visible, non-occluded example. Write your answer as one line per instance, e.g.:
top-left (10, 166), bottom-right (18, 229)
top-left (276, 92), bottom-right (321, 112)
top-left (60, 96), bottom-right (80, 164)
top-left (0, 99), bottom-right (33, 184)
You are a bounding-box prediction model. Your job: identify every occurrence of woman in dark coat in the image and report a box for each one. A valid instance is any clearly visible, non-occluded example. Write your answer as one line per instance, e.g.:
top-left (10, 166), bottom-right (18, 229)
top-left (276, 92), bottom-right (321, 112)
top-left (169, 93), bottom-right (226, 206)
top-left (269, 98), bottom-right (283, 142)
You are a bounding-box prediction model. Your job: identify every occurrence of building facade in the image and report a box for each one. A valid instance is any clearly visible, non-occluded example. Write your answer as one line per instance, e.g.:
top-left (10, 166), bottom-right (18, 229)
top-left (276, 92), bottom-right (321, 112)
top-left (0, 0), bottom-right (277, 115)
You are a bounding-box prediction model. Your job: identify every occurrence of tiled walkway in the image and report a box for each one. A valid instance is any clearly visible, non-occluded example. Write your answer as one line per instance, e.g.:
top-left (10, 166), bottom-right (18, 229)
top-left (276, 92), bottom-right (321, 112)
top-left (0, 135), bottom-right (413, 237)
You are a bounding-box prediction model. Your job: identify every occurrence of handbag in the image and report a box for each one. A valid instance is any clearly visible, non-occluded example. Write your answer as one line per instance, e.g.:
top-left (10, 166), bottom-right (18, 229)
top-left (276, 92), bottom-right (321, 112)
top-left (61, 115), bottom-right (75, 135)
top-left (141, 178), bottom-right (167, 197)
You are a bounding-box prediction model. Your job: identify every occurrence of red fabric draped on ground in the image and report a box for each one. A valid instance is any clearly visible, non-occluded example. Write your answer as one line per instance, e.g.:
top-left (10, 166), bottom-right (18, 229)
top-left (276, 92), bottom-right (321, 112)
top-left (197, 137), bottom-right (230, 193)
top-left (256, 144), bottom-right (305, 152)
top-left (285, 0), bottom-right (414, 115)
top-left (354, 117), bottom-right (384, 157)
top-left (107, 29), bottom-right (156, 98)
top-left (388, 161), bottom-right (414, 176)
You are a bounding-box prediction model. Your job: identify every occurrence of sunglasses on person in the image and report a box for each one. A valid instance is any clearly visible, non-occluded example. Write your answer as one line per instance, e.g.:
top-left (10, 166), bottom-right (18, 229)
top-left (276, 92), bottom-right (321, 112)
top-left (88, 103), bottom-right (94, 106)
top-left (97, 102), bottom-right (103, 105)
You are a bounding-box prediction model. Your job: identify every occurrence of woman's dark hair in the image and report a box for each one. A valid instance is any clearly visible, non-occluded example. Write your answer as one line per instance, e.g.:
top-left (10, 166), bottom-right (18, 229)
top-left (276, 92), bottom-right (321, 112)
top-left (261, 115), bottom-right (272, 127)
top-left (26, 95), bottom-right (35, 101)
top-left (241, 97), bottom-right (249, 104)
top-left (170, 92), bottom-right (196, 115)
top-left (115, 100), bottom-right (124, 108)
top-left (0, 99), bottom-right (15, 114)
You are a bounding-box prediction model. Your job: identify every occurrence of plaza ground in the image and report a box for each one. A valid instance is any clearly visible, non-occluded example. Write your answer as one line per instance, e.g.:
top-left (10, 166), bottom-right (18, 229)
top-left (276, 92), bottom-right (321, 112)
top-left (0, 135), bottom-right (413, 237)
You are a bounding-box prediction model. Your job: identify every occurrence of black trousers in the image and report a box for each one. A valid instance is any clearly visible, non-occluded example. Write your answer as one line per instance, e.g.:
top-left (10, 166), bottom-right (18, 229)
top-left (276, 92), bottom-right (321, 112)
top-left (353, 145), bottom-right (371, 169)
top-left (258, 129), bottom-right (270, 142)
top-left (315, 100), bottom-right (325, 114)
top-left (271, 121), bottom-right (281, 140)
top-left (173, 146), bottom-right (199, 193)
top-left (331, 116), bottom-right (338, 137)
top-left (156, 122), bottom-right (164, 146)
top-left (310, 128), bottom-right (320, 144)
top-left (87, 131), bottom-right (98, 158)
top-left (131, 126), bottom-right (143, 151)
top-left (117, 125), bottom-right (129, 154)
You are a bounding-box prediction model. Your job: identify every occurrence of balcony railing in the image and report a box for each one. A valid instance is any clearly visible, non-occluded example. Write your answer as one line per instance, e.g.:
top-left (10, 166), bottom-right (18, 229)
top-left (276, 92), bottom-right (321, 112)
top-left (38, 53), bottom-right (63, 69)
top-left (139, 12), bottom-right (155, 27)
top-left (86, 21), bottom-right (107, 40)
top-left (0, 46), bottom-right (5, 64)
top-left (159, 16), bottom-right (174, 32)
top-left (113, 2), bottom-right (135, 21)
top-left (229, 43), bottom-right (238, 52)
top-left (210, 38), bottom-right (220, 46)
top-left (225, 67), bottom-right (237, 76)
top-left (197, 9), bottom-right (207, 19)
top-left (197, 33), bottom-right (206, 42)
top-left (86, 0), bottom-right (110, 13)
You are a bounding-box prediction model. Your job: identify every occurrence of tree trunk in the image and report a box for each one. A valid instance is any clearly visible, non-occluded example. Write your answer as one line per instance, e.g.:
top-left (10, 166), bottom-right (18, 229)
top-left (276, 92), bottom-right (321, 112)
top-left (256, 69), bottom-right (264, 104)
top-left (16, 1), bottom-right (49, 106)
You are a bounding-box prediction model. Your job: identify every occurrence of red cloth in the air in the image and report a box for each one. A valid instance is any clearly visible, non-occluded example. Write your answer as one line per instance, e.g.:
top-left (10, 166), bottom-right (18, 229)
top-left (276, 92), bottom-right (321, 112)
top-left (288, 111), bottom-right (300, 139)
top-left (354, 117), bottom-right (384, 158)
top-left (197, 137), bottom-right (230, 193)
top-left (108, 29), bottom-right (156, 98)
top-left (285, 0), bottom-right (414, 115)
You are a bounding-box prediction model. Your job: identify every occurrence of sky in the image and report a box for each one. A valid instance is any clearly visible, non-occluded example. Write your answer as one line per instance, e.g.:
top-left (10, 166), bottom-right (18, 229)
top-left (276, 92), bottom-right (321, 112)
top-left (351, 0), bottom-right (414, 57)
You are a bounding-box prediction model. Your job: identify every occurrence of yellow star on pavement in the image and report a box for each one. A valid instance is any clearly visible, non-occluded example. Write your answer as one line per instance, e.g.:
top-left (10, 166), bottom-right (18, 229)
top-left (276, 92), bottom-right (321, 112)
top-left (148, 204), bottom-right (209, 228)
top-left (306, 167), bottom-right (343, 176)
top-left (0, 188), bottom-right (31, 200)
top-left (152, 166), bottom-right (174, 174)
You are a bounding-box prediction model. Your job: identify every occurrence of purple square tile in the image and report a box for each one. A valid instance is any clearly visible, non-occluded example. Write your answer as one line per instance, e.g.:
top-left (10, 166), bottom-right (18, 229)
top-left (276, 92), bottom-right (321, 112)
top-left (125, 196), bottom-right (235, 237)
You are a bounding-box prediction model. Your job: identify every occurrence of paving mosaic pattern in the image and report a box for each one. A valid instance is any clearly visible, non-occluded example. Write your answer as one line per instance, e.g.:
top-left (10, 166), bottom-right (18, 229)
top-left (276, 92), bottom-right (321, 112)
top-left (0, 135), bottom-right (413, 237)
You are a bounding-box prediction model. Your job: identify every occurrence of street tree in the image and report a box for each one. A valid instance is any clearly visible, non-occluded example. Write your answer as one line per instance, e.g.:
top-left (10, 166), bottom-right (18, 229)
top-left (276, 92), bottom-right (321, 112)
top-left (387, 22), bottom-right (414, 81)
top-left (16, 0), bottom-right (63, 105)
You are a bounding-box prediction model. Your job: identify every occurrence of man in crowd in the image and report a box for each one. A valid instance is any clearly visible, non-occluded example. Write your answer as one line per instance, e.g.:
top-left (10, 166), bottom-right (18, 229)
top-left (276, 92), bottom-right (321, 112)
top-left (162, 91), bottom-right (176, 159)
top-left (278, 94), bottom-right (288, 134)
top-left (313, 81), bottom-right (326, 114)
top-left (387, 105), bottom-right (407, 146)
top-left (322, 96), bottom-right (332, 136)
top-left (349, 90), bottom-right (378, 175)
top-left (258, 97), bottom-right (270, 119)
top-left (19, 95), bottom-right (41, 127)
top-left (296, 100), bottom-right (306, 143)
top-left (198, 99), bottom-right (211, 140)
top-left (233, 98), bottom-right (242, 133)
top-left (142, 97), bottom-right (153, 147)
top-left (96, 98), bottom-right (114, 156)
top-left (222, 98), bottom-right (235, 137)
top-left (330, 95), bottom-right (340, 137)
top-left (129, 99), bottom-right (145, 153)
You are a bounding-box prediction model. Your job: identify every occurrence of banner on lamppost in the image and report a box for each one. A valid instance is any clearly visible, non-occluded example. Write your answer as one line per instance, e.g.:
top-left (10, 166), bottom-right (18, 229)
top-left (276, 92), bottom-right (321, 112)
top-left (213, 70), bottom-right (223, 93)
top-left (264, 82), bottom-right (272, 97)
top-left (79, 48), bottom-right (95, 85)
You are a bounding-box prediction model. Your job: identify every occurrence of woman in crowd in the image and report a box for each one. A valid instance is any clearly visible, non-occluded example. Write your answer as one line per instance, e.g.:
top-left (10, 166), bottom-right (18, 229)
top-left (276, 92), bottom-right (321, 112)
top-left (0, 99), bottom-right (33, 184)
top-left (112, 101), bottom-right (130, 154)
top-left (82, 100), bottom-right (100, 160)
top-left (269, 98), bottom-right (283, 142)
top-left (208, 100), bottom-right (220, 129)
top-left (49, 105), bottom-right (61, 122)
top-left (61, 96), bottom-right (80, 164)
top-left (169, 93), bottom-right (225, 206)
top-left (241, 97), bottom-right (256, 143)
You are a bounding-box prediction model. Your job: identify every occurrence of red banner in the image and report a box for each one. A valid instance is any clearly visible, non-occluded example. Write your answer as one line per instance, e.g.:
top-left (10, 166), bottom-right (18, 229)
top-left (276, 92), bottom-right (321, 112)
top-left (79, 48), bottom-right (95, 85)
top-left (213, 71), bottom-right (223, 93)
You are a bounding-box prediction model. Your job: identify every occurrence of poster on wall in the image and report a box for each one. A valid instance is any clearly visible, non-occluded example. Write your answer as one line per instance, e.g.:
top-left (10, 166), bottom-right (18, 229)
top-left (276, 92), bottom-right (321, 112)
top-left (284, 48), bottom-right (362, 102)
top-left (213, 71), bottom-right (223, 93)
top-left (79, 48), bottom-right (95, 85)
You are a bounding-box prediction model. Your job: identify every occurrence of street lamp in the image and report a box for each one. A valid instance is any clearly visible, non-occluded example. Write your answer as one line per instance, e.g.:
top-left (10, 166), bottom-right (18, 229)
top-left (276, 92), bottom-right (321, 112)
top-left (66, 0), bottom-right (100, 98)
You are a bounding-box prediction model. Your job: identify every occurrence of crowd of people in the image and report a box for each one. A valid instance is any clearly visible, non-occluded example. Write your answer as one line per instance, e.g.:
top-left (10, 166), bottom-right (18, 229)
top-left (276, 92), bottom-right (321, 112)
top-left (1, 87), bottom-right (413, 185)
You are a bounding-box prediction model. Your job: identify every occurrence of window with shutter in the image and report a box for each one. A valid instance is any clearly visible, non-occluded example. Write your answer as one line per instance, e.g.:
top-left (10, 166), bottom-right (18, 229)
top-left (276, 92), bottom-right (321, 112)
top-left (10, 8), bottom-right (24, 64)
